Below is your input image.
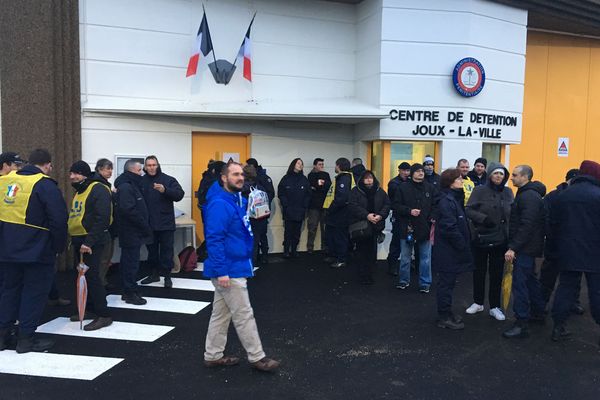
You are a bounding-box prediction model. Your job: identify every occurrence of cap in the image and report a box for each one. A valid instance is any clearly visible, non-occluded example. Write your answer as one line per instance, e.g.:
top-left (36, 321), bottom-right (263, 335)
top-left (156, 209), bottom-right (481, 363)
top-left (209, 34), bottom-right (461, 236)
top-left (0, 152), bottom-right (26, 166)
top-left (69, 160), bottom-right (92, 177)
top-left (398, 162), bottom-right (411, 170)
top-left (423, 156), bottom-right (434, 165)
top-left (410, 163), bottom-right (424, 176)
top-left (474, 157), bottom-right (488, 167)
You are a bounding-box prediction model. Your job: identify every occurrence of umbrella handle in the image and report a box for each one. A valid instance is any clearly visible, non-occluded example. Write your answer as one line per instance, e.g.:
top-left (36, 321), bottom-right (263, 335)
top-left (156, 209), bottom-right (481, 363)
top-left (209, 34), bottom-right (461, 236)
top-left (79, 253), bottom-right (84, 265)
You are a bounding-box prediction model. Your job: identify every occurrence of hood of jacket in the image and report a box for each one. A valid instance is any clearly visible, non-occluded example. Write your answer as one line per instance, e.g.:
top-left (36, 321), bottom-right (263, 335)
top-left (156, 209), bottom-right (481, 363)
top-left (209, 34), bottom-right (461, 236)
top-left (486, 161), bottom-right (510, 187)
top-left (518, 180), bottom-right (547, 197)
top-left (114, 171), bottom-right (142, 189)
top-left (357, 173), bottom-right (380, 193)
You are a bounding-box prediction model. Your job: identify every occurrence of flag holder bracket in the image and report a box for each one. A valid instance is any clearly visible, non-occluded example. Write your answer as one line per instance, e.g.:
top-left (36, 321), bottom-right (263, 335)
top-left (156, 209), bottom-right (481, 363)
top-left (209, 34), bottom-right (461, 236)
top-left (209, 60), bottom-right (236, 85)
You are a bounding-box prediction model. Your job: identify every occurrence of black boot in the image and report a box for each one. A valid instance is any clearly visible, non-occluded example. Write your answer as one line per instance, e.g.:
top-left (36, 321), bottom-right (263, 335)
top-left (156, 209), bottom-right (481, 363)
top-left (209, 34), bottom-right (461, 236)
top-left (260, 254), bottom-right (269, 265)
top-left (502, 320), bottom-right (529, 339)
top-left (141, 270), bottom-right (160, 285)
top-left (437, 315), bottom-right (465, 330)
top-left (290, 245), bottom-right (299, 258)
top-left (123, 292), bottom-right (147, 305)
top-left (387, 261), bottom-right (398, 276)
top-left (16, 334), bottom-right (55, 354)
top-left (551, 324), bottom-right (572, 342)
top-left (163, 272), bottom-right (173, 288)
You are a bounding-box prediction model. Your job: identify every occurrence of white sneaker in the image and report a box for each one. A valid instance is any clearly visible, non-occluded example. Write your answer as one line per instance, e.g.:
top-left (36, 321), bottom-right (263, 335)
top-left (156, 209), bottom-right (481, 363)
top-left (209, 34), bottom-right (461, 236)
top-left (466, 303), bottom-right (484, 314)
top-left (489, 307), bottom-right (506, 321)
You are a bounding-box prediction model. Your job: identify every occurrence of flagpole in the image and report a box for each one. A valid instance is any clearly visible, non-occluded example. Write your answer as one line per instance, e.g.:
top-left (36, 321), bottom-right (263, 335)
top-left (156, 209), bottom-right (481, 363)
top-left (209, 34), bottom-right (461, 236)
top-left (232, 12), bottom-right (256, 69)
top-left (203, 4), bottom-right (219, 74)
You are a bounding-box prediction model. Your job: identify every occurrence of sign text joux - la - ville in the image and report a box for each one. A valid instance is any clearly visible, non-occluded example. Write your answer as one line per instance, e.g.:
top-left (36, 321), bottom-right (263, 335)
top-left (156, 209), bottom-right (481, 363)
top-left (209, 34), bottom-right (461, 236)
top-left (388, 109), bottom-right (519, 140)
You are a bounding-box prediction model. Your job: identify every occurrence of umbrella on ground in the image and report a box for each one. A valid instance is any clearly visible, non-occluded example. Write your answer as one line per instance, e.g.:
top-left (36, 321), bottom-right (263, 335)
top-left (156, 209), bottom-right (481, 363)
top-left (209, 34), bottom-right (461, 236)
top-left (76, 254), bottom-right (89, 330)
top-left (502, 261), bottom-right (513, 311)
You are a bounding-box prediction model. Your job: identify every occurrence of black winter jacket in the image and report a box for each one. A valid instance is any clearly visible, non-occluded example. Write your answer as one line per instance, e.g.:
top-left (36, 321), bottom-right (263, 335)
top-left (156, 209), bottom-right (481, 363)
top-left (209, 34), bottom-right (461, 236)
top-left (257, 167), bottom-right (275, 205)
top-left (387, 175), bottom-right (409, 205)
top-left (71, 174), bottom-right (112, 248)
top-left (467, 170), bottom-right (487, 187)
top-left (278, 172), bottom-right (311, 222)
top-left (326, 172), bottom-right (353, 227)
top-left (0, 165), bottom-right (68, 264)
top-left (348, 178), bottom-right (391, 233)
top-left (543, 182), bottom-right (568, 260)
top-left (432, 189), bottom-right (474, 273)
top-left (115, 171), bottom-right (153, 247)
top-left (142, 169), bottom-right (184, 231)
top-left (465, 162), bottom-right (513, 247)
top-left (350, 164), bottom-right (366, 183)
top-left (424, 172), bottom-right (441, 190)
top-left (392, 180), bottom-right (437, 241)
top-left (508, 181), bottom-right (546, 257)
top-left (551, 176), bottom-right (600, 273)
top-left (307, 170), bottom-right (332, 210)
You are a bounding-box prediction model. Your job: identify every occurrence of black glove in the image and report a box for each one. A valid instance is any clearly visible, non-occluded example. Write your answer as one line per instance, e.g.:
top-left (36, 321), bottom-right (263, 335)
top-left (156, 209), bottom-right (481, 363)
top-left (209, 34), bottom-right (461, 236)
top-left (483, 216), bottom-right (496, 228)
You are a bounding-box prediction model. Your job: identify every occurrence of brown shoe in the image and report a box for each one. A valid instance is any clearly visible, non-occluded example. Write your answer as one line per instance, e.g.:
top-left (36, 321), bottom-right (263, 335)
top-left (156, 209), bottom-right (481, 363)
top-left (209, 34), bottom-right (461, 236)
top-left (251, 357), bottom-right (280, 372)
top-left (83, 317), bottom-right (113, 331)
top-left (204, 356), bottom-right (240, 368)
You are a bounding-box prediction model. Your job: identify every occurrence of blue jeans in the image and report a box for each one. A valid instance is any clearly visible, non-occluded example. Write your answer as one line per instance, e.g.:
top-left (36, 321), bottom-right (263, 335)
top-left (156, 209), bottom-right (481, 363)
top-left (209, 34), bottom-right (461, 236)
top-left (512, 254), bottom-right (545, 320)
top-left (399, 240), bottom-right (431, 288)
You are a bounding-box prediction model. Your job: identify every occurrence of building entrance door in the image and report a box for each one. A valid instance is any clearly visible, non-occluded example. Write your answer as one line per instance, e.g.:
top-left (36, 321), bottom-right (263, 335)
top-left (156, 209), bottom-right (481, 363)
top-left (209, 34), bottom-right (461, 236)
top-left (191, 132), bottom-right (250, 243)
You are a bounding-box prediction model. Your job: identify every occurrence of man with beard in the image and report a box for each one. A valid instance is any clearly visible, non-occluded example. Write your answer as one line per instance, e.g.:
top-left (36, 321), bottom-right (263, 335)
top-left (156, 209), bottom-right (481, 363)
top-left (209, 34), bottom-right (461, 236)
top-left (203, 162), bottom-right (280, 372)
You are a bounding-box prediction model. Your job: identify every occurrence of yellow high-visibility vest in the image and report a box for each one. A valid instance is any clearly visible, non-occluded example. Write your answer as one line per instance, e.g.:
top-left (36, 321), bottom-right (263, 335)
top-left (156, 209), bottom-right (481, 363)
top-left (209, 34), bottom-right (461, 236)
top-left (68, 181), bottom-right (113, 237)
top-left (463, 176), bottom-right (475, 205)
top-left (323, 171), bottom-right (356, 209)
top-left (0, 172), bottom-right (50, 231)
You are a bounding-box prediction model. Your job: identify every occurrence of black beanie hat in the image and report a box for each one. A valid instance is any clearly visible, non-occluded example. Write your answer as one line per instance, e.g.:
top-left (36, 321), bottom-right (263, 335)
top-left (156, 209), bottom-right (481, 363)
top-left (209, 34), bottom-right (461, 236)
top-left (70, 160), bottom-right (92, 177)
top-left (410, 163), bottom-right (424, 176)
top-left (398, 162), bottom-right (411, 170)
top-left (565, 168), bottom-right (579, 181)
top-left (474, 157), bottom-right (487, 167)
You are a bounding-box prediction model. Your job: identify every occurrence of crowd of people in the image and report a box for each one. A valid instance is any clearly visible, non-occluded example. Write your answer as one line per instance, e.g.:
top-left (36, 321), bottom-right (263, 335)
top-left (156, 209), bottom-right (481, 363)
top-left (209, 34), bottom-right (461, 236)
top-left (0, 147), bottom-right (599, 370)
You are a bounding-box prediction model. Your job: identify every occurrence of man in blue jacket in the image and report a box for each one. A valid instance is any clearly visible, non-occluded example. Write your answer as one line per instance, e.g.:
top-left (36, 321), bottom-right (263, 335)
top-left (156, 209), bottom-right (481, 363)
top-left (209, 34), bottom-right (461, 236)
top-left (140, 156), bottom-right (184, 288)
top-left (114, 160), bottom-right (153, 305)
top-left (0, 149), bottom-right (68, 353)
top-left (203, 162), bottom-right (279, 372)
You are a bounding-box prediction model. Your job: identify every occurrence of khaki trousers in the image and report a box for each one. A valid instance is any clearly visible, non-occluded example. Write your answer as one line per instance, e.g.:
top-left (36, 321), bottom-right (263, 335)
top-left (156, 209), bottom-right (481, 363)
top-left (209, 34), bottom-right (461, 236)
top-left (204, 278), bottom-right (266, 363)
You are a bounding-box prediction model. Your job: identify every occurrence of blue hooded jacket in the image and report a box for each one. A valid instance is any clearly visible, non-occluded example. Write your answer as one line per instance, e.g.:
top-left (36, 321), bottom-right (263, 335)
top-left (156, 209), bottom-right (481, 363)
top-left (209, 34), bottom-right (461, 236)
top-left (203, 181), bottom-right (254, 278)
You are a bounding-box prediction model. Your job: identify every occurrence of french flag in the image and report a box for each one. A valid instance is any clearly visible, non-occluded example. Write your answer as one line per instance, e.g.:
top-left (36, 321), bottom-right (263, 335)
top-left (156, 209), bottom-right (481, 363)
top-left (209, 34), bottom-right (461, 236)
top-left (186, 11), bottom-right (214, 78)
top-left (236, 16), bottom-right (255, 82)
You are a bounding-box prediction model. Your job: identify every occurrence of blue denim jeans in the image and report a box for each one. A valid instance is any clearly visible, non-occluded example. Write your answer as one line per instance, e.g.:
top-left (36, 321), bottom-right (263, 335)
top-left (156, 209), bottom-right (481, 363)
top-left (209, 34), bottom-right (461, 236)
top-left (399, 240), bottom-right (432, 288)
top-left (512, 254), bottom-right (545, 320)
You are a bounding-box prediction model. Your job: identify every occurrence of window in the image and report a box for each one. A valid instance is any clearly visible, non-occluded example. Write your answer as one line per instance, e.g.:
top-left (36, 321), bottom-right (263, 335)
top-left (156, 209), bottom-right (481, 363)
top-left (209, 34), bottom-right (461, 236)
top-left (482, 143), bottom-right (502, 163)
top-left (370, 141), bottom-right (383, 182)
top-left (389, 141), bottom-right (435, 179)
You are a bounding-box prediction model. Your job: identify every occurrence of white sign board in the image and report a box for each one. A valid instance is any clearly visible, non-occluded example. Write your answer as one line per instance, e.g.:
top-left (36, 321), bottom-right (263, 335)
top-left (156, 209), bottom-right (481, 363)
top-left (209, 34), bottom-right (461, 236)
top-left (222, 152), bottom-right (240, 163)
top-left (558, 138), bottom-right (569, 157)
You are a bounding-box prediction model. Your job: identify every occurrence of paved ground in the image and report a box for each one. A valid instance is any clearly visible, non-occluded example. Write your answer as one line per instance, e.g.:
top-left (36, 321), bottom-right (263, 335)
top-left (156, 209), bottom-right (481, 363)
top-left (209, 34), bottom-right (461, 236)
top-left (1, 253), bottom-right (599, 400)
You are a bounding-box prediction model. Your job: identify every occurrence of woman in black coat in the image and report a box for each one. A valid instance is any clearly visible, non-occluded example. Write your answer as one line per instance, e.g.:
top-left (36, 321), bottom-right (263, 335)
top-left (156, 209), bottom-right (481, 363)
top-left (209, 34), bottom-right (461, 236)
top-left (348, 171), bottom-right (391, 284)
top-left (432, 168), bottom-right (474, 329)
top-left (278, 158), bottom-right (311, 258)
top-left (465, 162), bottom-right (513, 320)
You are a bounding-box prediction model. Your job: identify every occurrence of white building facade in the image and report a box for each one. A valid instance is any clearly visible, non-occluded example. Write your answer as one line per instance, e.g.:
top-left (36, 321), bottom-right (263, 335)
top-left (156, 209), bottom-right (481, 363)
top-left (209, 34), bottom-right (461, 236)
top-left (79, 0), bottom-right (527, 254)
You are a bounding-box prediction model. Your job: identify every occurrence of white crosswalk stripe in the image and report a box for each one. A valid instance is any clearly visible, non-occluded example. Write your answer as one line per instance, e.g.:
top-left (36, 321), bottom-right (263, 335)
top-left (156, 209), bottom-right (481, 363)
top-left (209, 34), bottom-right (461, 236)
top-left (0, 350), bottom-right (124, 380)
top-left (107, 295), bottom-right (210, 314)
top-left (37, 317), bottom-right (175, 342)
top-left (138, 277), bottom-right (215, 291)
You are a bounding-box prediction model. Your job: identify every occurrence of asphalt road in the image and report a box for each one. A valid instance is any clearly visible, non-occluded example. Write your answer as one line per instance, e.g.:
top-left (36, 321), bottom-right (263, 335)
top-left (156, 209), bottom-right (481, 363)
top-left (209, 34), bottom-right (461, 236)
top-left (1, 253), bottom-right (598, 400)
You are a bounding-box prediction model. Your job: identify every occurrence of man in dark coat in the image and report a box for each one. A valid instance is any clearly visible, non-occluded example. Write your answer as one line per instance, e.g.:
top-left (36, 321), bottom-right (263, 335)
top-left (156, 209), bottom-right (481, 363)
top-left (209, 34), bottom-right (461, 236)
top-left (386, 162), bottom-right (411, 275)
top-left (277, 158), bottom-right (311, 258)
top-left (0, 149), bottom-right (68, 353)
top-left (551, 161), bottom-right (600, 344)
top-left (67, 160), bottom-right (113, 331)
top-left (433, 168), bottom-right (474, 330)
top-left (306, 158), bottom-right (331, 253)
top-left (141, 156), bottom-right (185, 288)
top-left (348, 171), bottom-right (390, 284)
top-left (114, 160), bottom-right (153, 305)
top-left (503, 165), bottom-right (547, 339)
top-left (540, 169), bottom-right (584, 314)
top-left (197, 160), bottom-right (226, 224)
top-left (324, 158), bottom-right (354, 268)
top-left (423, 155), bottom-right (441, 190)
top-left (350, 158), bottom-right (366, 183)
top-left (392, 163), bottom-right (437, 292)
top-left (467, 157), bottom-right (488, 187)
top-left (246, 158), bottom-right (275, 262)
